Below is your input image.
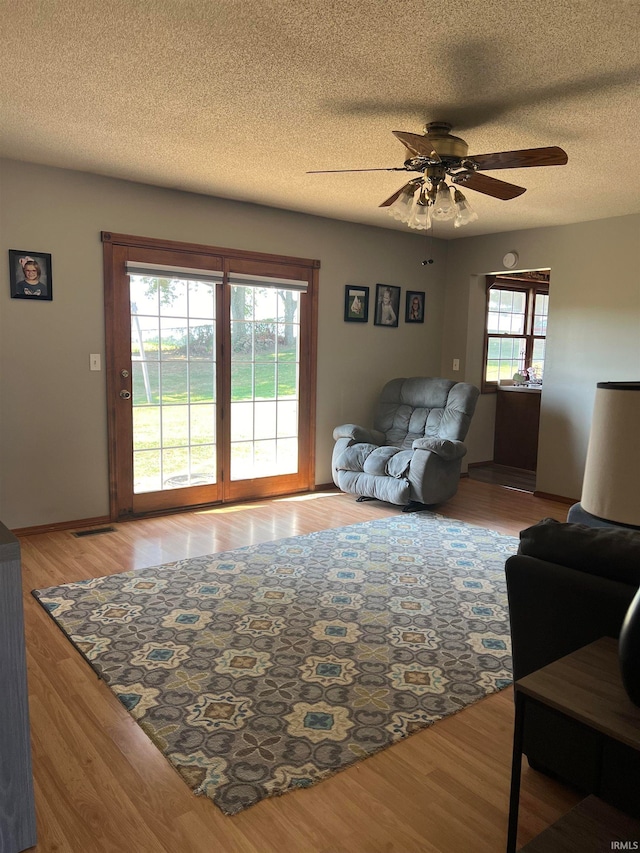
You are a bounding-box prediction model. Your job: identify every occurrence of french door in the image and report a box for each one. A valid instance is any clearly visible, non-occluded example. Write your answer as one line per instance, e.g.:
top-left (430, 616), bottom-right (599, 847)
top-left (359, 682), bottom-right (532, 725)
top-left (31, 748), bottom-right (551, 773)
top-left (103, 232), bottom-right (318, 519)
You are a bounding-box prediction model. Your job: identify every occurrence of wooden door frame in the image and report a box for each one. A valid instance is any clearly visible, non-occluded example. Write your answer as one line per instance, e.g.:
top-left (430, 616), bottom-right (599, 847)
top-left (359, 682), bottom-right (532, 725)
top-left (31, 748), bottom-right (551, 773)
top-left (102, 231), bottom-right (319, 520)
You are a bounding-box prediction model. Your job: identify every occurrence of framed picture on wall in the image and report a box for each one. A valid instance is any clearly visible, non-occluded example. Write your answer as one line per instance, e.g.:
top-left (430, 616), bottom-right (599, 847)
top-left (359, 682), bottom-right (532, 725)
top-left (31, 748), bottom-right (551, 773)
top-left (344, 285), bottom-right (369, 322)
top-left (405, 290), bottom-right (425, 323)
top-left (373, 283), bottom-right (400, 328)
top-left (8, 250), bottom-right (53, 300)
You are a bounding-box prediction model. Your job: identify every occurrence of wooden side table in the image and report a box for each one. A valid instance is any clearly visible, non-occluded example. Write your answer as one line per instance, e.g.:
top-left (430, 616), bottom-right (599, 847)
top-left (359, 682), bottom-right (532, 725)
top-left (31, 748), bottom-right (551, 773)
top-left (507, 636), bottom-right (640, 853)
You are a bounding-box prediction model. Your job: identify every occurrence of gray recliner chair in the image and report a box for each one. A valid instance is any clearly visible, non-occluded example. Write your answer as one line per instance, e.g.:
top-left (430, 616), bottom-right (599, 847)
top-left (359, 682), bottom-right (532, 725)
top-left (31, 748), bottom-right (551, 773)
top-left (332, 377), bottom-right (480, 511)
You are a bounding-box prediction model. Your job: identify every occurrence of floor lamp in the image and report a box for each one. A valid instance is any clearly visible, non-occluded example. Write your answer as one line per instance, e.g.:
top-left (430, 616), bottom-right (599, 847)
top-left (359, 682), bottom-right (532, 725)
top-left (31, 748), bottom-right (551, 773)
top-left (578, 381), bottom-right (640, 705)
top-left (572, 381), bottom-right (640, 529)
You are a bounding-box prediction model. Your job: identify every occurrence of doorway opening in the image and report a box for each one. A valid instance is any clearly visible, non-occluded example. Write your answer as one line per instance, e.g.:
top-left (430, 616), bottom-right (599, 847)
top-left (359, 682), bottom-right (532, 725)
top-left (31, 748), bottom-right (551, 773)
top-left (469, 268), bottom-right (550, 494)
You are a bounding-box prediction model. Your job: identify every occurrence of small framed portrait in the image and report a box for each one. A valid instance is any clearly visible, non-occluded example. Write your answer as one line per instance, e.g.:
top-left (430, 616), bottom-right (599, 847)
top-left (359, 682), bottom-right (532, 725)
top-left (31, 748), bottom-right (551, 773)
top-left (405, 290), bottom-right (425, 323)
top-left (374, 283), bottom-right (400, 328)
top-left (344, 285), bottom-right (369, 322)
top-left (9, 250), bottom-right (53, 301)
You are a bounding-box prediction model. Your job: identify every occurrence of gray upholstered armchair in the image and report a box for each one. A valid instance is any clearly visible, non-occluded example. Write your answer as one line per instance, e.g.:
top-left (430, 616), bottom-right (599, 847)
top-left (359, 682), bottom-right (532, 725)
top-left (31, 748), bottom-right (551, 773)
top-left (332, 377), bottom-right (480, 511)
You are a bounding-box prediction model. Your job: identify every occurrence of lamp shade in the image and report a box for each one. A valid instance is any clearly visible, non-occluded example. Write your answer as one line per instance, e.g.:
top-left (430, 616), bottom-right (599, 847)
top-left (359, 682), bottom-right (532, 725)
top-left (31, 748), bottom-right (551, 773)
top-left (581, 382), bottom-right (640, 527)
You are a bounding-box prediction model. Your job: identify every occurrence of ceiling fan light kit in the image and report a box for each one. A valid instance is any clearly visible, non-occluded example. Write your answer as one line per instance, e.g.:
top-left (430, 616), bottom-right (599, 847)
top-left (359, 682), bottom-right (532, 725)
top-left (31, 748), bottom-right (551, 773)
top-left (453, 189), bottom-right (479, 228)
top-left (308, 121), bottom-right (568, 232)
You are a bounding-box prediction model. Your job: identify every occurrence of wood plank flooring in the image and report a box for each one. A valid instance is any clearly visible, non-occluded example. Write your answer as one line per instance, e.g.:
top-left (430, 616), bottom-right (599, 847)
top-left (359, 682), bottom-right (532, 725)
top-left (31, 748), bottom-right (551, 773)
top-left (18, 480), bottom-right (581, 853)
top-left (468, 463), bottom-right (537, 493)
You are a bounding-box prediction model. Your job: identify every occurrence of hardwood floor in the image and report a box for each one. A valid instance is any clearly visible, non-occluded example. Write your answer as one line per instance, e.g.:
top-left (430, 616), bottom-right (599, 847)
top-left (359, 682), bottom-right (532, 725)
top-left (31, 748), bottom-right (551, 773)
top-left (18, 480), bottom-right (580, 852)
top-left (468, 463), bottom-right (536, 494)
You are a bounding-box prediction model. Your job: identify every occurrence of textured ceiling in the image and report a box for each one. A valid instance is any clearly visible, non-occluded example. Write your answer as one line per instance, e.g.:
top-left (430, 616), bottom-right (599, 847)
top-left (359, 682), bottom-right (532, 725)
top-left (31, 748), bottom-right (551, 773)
top-left (1, 0), bottom-right (639, 238)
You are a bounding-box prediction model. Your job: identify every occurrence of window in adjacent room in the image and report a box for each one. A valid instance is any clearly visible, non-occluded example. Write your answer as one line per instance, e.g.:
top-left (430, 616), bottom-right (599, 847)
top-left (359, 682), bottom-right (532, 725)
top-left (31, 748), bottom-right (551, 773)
top-left (483, 272), bottom-right (549, 392)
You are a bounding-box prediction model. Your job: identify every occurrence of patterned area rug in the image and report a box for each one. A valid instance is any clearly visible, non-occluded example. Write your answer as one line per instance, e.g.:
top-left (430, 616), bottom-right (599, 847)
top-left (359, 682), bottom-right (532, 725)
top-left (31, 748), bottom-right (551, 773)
top-left (33, 513), bottom-right (517, 815)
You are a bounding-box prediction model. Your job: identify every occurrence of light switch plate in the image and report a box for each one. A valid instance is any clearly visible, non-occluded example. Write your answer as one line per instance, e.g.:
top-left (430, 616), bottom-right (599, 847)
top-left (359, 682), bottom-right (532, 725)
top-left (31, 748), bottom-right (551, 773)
top-left (453, 358), bottom-right (460, 371)
top-left (90, 353), bottom-right (101, 371)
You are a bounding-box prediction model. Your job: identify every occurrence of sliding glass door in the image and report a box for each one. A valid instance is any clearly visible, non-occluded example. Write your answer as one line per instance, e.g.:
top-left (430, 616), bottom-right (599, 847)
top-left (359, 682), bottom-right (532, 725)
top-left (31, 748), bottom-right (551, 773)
top-left (103, 233), bottom-right (318, 518)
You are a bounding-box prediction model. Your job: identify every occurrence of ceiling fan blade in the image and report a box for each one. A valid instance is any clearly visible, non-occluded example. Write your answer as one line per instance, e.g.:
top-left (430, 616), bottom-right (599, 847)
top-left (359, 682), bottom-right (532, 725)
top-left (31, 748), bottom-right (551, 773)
top-left (453, 172), bottom-right (526, 200)
top-left (306, 167), bottom-right (407, 174)
top-left (392, 131), bottom-right (441, 162)
top-left (469, 146), bottom-right (568, 171)
top-left (379, 180), bottom-right (421, 208)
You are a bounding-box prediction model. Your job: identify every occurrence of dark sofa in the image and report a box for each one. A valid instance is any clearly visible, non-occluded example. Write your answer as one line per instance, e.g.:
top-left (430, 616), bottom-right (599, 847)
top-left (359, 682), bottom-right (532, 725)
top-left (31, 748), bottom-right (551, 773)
top-left (505, 518), bottom-right (640, 817)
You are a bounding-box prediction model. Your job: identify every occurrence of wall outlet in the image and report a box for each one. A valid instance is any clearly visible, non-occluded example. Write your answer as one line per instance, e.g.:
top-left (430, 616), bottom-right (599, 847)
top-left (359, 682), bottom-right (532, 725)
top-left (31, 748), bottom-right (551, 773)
top-left (452, 358), bottom-right (460, 372)
top-left (90, 353), bottom-right (101, 371)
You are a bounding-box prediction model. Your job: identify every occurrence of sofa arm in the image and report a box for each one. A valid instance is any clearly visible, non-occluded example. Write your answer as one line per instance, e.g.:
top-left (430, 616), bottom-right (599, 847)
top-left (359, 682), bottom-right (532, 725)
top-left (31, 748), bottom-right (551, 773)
top-left (506, 554), bottom-right (636, 681)
top-left (411, 437), bottom-right (467, 461)
top-left (518, 518), bottom-right (640, 586)
top-left (332, 423), bottom-right (378, 443)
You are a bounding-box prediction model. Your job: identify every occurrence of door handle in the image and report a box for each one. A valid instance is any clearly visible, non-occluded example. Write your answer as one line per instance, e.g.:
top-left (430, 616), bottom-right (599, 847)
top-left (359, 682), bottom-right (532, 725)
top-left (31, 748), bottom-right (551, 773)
top-left (119, 390), bottom-right (132, 399)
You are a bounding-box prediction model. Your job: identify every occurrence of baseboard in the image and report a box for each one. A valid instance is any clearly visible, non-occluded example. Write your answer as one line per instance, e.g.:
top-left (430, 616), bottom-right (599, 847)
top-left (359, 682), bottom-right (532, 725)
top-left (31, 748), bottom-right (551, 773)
top-left (14, 488), bottom-right (340, 535)
top-left (13, 515), bottom-right (112, 537)
top-left (467, 460), bottom-right (494, 468)
top-left (532, 491), bottom-right (577, 505)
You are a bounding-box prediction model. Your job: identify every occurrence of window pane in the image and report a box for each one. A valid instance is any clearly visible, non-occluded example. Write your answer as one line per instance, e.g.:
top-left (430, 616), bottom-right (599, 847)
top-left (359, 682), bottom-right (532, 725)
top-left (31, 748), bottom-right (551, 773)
top-left (277, 292), bottom-right (300, 324)
top-left (254, 289), bottom-right (278, 321)
top-left (130, 277), bottom-right (159, 315)
top-left (231, 402), bottom-right (254, 441)
top-left (532, 339), bottom-right (546, 380)
top-left (129, 273), bottom-right (222, 496)
top-left (485, 336), bottom-right (526, 383)
top-left (133, 405), bottom-right (161, 450)
top-left (278, 324), bottom-right (299, 360)
top-left (277, 362), bottom-right (298, 398)
top-left (132, 361), bottom-right (159, 405)
top-left (134, 449), bottom-right (161, 493)
top-left (534, 292), bottom-right (549, 336)
top-left (254, 363), bottom-right (276, 399)
top-left (131, 316), bottom-right (159, 361)
top-left (254, 401), bottom-right (277, 440)
top-left (159, 279), bottom-right (188, 317)
top-left (277, 438), bottom-right (298, 474)
top-left (189, 362), bottom-right (215, 403)
top-left (160, 320), bottom-right (187, 360)
top-left (256, 322), bottom-right (276, 358)
top-left (190, 404), bottom-right (215, 445)
top-left (190, 445), bottom-right (216, 483)
top-left (231, 321), bottom-right (253, 361)
top-left (230, 441), bottom-right (253, 480)
top-left (161, 362), bottom-right (188, 404)
top-left (162, 447), bottom-right (190, 486)
top-left (162, 405), bottom-right (189, 447)
top-left (277, 401), bottom-right (298, 438)
top-left (189, 321), bottom-right (215, 359)
top-left (231, 362), bottom-right (253, 401)
top-left (487, 288), bottom-right (525, 334)
top-left (188, 280), bottom-right (215, 319)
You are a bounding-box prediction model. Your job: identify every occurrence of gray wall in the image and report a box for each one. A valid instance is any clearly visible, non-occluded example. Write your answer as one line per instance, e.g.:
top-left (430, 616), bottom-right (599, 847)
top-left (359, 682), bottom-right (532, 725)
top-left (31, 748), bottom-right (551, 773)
top-left (440, 214), bottom-right (640, 500)
top-left (3, 158), bottom-right (638, 529)
top-left (0, 159), bottom-right (446, 529)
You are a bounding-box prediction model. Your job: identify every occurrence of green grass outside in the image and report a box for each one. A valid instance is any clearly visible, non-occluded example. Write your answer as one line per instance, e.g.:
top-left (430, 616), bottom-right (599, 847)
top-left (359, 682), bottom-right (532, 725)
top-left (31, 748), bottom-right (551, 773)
top-left (131, 349), bottom-right (298, 485)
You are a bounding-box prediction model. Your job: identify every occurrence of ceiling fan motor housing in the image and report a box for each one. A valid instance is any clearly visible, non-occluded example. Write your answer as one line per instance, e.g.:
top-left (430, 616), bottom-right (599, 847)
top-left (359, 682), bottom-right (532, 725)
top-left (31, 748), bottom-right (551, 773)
top-left (423, 122), bottom-right (469, 160)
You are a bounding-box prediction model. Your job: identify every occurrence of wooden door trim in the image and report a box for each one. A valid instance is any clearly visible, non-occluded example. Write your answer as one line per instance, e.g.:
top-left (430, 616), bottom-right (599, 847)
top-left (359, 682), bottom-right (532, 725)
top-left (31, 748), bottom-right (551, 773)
top-left (102, 231), bottom-right (320, 270)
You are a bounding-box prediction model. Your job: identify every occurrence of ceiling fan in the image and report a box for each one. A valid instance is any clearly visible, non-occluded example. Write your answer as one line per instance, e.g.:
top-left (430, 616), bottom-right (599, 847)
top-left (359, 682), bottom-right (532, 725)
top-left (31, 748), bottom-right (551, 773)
top-left (307, 122), bottom-right (568, 229)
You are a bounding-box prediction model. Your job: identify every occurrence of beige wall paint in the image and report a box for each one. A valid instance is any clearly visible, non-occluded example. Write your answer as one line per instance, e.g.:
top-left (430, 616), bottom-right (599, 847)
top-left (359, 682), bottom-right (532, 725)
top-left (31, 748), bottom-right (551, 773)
top-left (440, 214), bottom-right (640, 501)
top-left (0, 159), bottom-right (445, 529)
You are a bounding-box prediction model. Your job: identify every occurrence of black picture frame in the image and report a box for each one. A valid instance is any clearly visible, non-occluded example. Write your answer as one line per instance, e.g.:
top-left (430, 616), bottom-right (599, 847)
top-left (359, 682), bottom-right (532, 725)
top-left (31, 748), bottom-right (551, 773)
top-left (405, 290), bottom-right (425, 323)
top-left (9, 250), bottom-right (53, 300)
top-left (344, 285), bottom-right (369, 322)
top-left (374, 283), bottom-right (400, 328)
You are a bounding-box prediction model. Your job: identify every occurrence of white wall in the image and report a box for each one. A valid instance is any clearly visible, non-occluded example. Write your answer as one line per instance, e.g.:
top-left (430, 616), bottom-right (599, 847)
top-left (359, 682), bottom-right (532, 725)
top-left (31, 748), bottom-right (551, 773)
top-left (440, 214), bottom-right (640, 500)
top-left (0, 159), bottom-right (446, 529)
